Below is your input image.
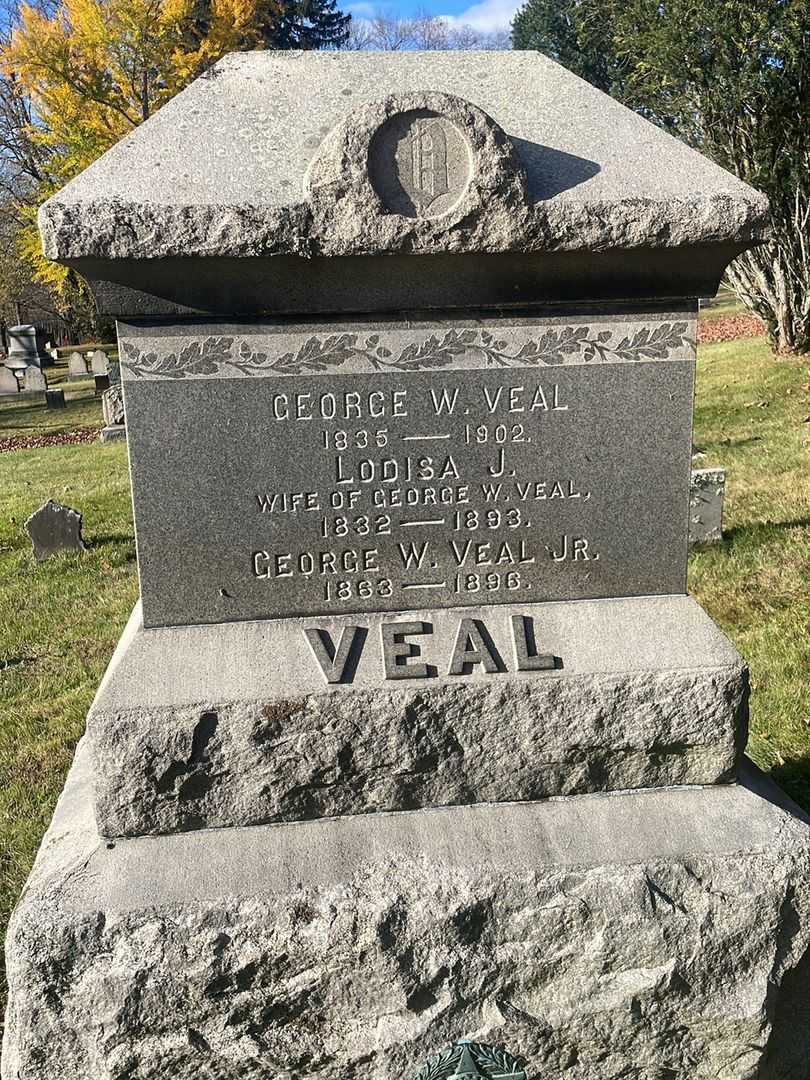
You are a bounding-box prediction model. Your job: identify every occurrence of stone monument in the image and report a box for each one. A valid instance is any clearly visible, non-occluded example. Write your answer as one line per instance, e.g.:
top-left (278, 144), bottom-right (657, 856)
top-left (4, 53), bottom-right (809, 1080)
top-left (67, 350), bottom-right (88, 379)
top-left (0, 363), bottom-right (19, 396)
top-left (99, 382), bottom-right (126, 441)
top-left (6, 323), bottom-right (51, 369)
top-left (90, 348), bottom-right (109, 378)
top-left (23, 499), bottom-right (87, 560)
top-left (22, 365), bottom-right (47, 394)
top-left (689, 466), bottom-right (726, 544)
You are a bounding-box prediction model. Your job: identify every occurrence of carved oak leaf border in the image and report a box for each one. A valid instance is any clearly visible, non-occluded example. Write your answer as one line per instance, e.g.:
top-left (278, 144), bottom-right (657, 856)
top-left (121, 322), bottom-right (693, 379)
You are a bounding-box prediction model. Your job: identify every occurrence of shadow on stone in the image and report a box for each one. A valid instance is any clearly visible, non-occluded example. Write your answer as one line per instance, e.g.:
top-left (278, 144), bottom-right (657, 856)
top-left (510, 138), bottom-right (601, 200)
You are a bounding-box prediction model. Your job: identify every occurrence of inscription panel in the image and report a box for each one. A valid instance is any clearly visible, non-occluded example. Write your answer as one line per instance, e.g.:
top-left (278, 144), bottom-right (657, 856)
top-left (120, 310), bottom-right (695, 628)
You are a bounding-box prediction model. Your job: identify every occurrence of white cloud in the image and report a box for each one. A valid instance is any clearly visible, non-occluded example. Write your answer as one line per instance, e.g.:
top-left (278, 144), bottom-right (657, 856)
top-left (345, 1), bottom-right (378, 15)
top-left (440, 0), bottom-right (520, 34)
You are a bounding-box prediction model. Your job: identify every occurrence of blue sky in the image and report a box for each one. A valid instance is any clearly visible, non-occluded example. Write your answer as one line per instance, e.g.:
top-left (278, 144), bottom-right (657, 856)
top-left (345, 0), bottom-right (520, 35)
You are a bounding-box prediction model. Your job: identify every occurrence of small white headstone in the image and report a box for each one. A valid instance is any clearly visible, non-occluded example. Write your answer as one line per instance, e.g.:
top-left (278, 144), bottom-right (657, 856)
top-left (23, 366), bottom-right (47, 392)
top-left (90, 349), bottom-right (109, 375)
top-left (68, 351), bottom-right (88, 379)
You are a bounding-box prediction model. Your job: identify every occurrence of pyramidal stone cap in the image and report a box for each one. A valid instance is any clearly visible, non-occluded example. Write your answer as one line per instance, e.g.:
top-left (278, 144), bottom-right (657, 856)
top-left (38, 50), bottom-right (770, 316)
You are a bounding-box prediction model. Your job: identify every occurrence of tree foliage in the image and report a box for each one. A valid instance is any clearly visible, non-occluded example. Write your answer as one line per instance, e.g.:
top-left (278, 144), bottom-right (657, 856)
top-left (511, 0), bottom-right (810, 354)
top-left (0, 0), bottom-right (348, 331)
top-left (511, 0), bottom-right (621, 93)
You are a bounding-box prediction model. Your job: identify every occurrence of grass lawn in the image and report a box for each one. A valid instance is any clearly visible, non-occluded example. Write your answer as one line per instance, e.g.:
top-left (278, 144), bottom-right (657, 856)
top-left (0, 332), bottom-right (809, 1029)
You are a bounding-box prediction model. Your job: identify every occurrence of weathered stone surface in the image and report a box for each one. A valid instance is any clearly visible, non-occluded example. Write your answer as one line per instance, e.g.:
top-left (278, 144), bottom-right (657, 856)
top-left (0, 364), bottom-right (19, 395)
top-left (68, 351), bottom-right (88, 379)
top-left (22, 366), bottom-right (46, 393)
top-left (90, 348), bottom-right (109, 373)
top-left (689, 467), bottom-right (725, 545)
top-left (38, 52), bottom-right (768, 264)
top-left (23, 499), bottom-right (88, 561)
top-left (119, 308), bottom-right (697, 628)
top-left (7, 324), bottom-right (49, 368)
top-left (101, 383), bottom-right (124, 426)
top-left (4, 739), bottom-right (810, 1080)
top-left (87, 596), bottom-right (747, 837)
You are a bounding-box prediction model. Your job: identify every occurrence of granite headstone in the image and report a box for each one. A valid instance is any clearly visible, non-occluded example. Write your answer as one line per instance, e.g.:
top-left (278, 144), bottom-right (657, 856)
top-left (0, 363), bottom-right (19, 396)
top-left (68, 351), bottom-right (88, 379)
top-left (100, 383), bottom-right (126, 441)
top-left (7, 324), bottom-right (50, 369)
top-left (90, 348), bottom-right (109, 374)
top-left (6, 51), bottom-right (808, 1080)
top-left (689, 467), bottom-right (726, 544)
top-left (23, 499), bottom-right (88, 561)
top-left (22, 366), bottom-right (47, 393)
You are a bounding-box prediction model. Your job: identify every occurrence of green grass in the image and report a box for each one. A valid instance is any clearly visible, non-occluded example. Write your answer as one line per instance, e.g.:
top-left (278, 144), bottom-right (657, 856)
top-left (699, 284), bottom-right (746, 320)
top-left (0, 333), bottom-right (809, 1029)
top-left (0, 438), bottom-right (138, 1023)
top-left (689, 336), bottom-right (810, 806)
top-left (0, 353), bottom-right (117, 440)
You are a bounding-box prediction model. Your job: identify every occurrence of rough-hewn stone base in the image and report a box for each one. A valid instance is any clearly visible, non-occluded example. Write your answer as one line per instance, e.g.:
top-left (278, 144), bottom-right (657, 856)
top-left (87, 596), bottom-right (747, 837)
top-left (4, 740), bottom-right (809, 1080)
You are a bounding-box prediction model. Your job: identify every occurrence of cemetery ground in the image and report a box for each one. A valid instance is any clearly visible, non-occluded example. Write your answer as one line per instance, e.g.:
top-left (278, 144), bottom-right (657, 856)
top-left (0, 331), bottom-right (809, 1028)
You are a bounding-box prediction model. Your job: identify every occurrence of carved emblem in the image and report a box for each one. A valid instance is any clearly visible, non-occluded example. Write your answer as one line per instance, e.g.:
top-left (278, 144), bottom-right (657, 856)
top-left (398, 116), bottom-right (450, 212)
top-left (416, 1041), bottom-right (527, 1080)
top-left (369, 109), bottom-right (472, 218)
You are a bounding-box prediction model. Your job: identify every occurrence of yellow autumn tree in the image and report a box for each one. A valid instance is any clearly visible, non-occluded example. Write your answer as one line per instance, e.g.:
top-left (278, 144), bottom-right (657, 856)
top-left (2, 0), bottom-right (282, 296)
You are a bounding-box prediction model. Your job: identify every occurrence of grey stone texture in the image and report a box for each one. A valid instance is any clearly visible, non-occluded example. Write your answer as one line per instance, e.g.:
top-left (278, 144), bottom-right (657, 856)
top-left (4, 737), bottom-right (810, 1080)
top-left (38, 52), bottom-right (768, 263)
top-left (68, 351), bottom-right (88, 379)
top-left (101, 383), bottom-right (124, 425)
top-left (7, 323), bottom-right (50, 368)
top-left (87, 596), bottom-right (748, 837)
top-left (90, 348), bottom-right (109, 373)
top-left (119, 308), bottom-right (696, 628)
top-left (689, 467), bottom-right (725, 545)
top-left (22, 365), bottom-right (46, 393)
top-left (0, 363), bottom-right (19, 395)
top-left (23, 499), bottom-right (88, 561)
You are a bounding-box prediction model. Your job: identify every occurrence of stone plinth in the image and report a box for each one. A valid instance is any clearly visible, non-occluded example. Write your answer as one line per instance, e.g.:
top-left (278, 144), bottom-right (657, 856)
top-left (3, 739), bottom-right (809, 1080)
top-left (87, 596), bottom-right (747, 837)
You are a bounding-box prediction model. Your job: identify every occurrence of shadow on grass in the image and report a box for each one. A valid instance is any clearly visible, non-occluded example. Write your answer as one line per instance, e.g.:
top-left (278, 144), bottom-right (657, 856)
top-left (722, 518), bottom-right (810, 545)
top-left (770, 754), bottom-right (810, 815)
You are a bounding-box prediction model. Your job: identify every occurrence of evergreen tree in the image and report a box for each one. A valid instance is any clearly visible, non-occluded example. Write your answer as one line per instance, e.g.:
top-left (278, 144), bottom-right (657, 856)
top-left (267, 0), bottom-right (350, 49)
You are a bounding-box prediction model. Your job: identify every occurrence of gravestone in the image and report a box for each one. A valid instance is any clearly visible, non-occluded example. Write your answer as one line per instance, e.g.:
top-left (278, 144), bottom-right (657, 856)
top-left (67, 351), bottom-right (88, 379)
top-left (23, 499), bottom-right (87, 560)
top-left (22, 366), bottom-right (47, 394)
top-left (0, 363), bottom-right (19, 396)
top-left (90, 348), bottom-right (109, 374)
top-left (5, 52), bottom-right (810, 1080)
top-left (100, 382), bottom-right (126, 441)
top-left (45, 388), bottom-right (66, 409)
top-left (93, 372), bottom-right (110, 393)
top-left (689, 467), bottom-right (726, 544)
top-left (7, 323), bottom-right (51, 368)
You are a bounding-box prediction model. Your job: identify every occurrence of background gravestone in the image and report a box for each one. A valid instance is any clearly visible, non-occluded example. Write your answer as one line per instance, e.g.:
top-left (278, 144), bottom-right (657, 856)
top-left (4, 52), bottom-right (809, 1080)
top-left (67, 351), bottom-right (88, 379)
top-left (22, 366), bottom-right (47, 394)
top-left (689, 467), bottom-right (726, 544)
top-left (0, 363), bottom-right (19, 396)
top-left (100, 383), bottom-right (126, 441)
top-left (90, 348), bottom-right (109, 374)
top-left (6, 323), bottom-right (51, 369)
top-left (23, 499), bottom-right (87, 561)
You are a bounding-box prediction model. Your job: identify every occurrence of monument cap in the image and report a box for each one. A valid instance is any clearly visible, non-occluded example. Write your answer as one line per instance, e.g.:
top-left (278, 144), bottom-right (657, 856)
top-left (37, 50), bottom-right (769, 316)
